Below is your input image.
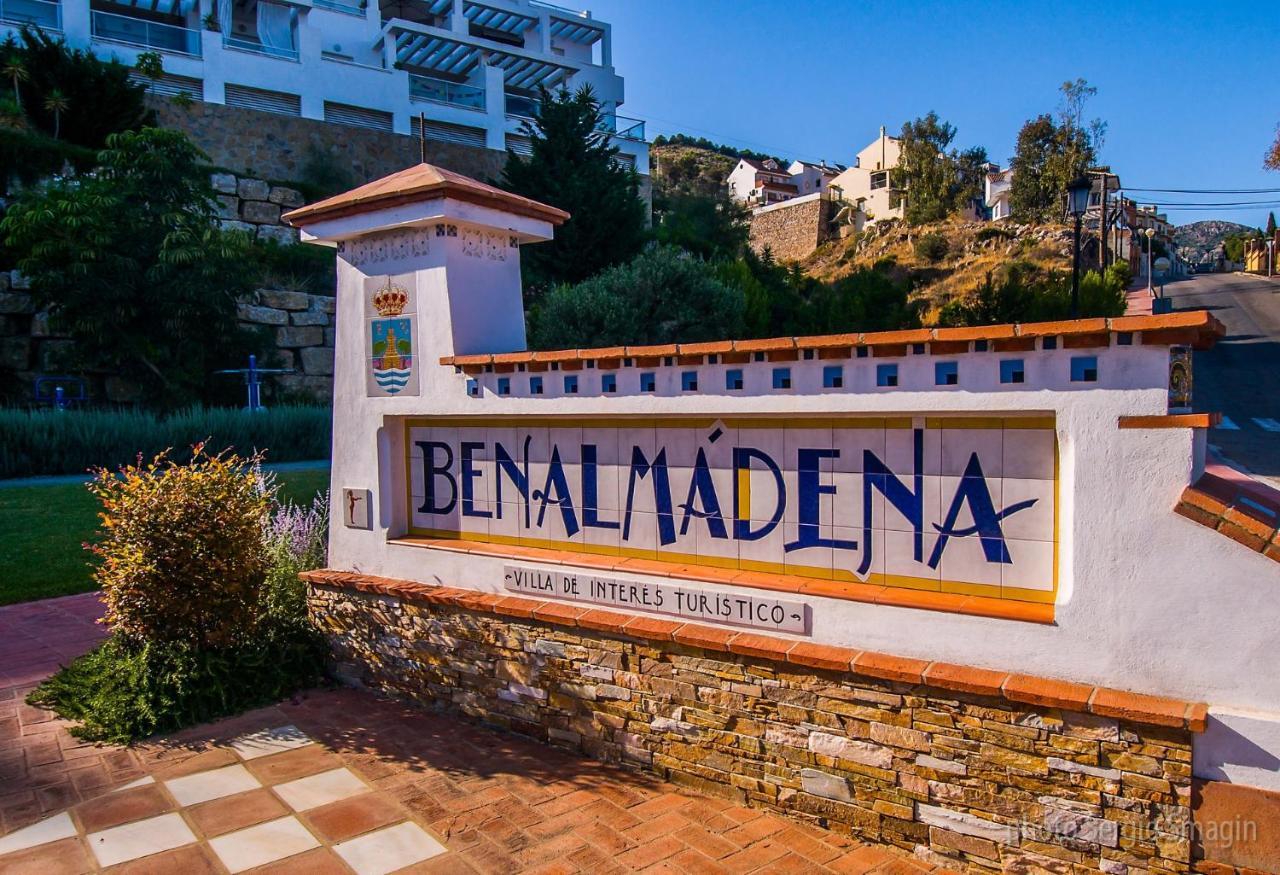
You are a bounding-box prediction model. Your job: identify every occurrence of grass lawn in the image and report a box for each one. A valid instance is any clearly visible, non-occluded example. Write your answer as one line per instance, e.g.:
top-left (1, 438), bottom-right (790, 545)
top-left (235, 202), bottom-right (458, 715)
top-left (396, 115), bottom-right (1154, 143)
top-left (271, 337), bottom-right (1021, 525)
top-left (0, 467), bottom-right (330, 607)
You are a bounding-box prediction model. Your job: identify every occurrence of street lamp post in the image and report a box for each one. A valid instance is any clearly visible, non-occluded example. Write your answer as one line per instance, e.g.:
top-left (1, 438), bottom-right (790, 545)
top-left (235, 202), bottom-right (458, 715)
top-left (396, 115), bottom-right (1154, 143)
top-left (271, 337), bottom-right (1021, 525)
top-left (1144, 228), bottom-right (1156, 296)
top-left (1067, 176), bottom-right (1092, 319)
top-left (1268, 239), bottom-right (1275, 278)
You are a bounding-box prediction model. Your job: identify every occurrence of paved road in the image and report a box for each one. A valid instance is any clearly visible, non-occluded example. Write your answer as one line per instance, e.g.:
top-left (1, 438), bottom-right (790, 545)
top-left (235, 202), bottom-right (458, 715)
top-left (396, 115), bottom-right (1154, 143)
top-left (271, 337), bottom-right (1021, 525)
top-left (1164, 272), bottom-right (1280, 481)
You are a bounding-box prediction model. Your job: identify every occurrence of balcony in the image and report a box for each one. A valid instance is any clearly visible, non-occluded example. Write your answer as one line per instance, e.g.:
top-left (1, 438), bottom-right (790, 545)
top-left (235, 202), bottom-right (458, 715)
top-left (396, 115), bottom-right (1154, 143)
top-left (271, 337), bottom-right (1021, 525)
top-left (0, 0), bottom-right (60, 29)
top-left (504, 92), bottom-right (538, 119)
top-left (91, 9), bottom-right (201, 56)
top-left (313, 0), bottom-right (363, 13)
top-left (598, 112), bottom-right (643, 141)
top-left (408, 73), bottom-right (485, 110)
top-left (223, 34), bottom-right (298, 61)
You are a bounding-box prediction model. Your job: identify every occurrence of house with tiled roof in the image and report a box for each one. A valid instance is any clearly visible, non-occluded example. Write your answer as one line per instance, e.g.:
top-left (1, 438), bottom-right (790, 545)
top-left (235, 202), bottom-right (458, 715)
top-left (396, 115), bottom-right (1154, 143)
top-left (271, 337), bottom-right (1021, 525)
top-left (285, 163), bottom-right (1280, 875)
top-left (726, 157), bottom-right (799, 206)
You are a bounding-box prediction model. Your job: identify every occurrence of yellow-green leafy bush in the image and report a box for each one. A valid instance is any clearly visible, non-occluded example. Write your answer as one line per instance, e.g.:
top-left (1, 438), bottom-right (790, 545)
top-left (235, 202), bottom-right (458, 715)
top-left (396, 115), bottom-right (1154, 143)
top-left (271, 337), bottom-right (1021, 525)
top-left (89, 444), bottom-right (272, 647)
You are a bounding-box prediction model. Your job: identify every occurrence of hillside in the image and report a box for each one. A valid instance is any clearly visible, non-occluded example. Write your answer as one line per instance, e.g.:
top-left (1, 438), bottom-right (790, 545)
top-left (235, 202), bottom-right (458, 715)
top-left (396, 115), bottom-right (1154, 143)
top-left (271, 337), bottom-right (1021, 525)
top-left (1174, 220), bottom-right (1256, 263)
top-left (801, 219), bottom-right (1077, 324)
top-left (649, 143), bottom-right (739, 199)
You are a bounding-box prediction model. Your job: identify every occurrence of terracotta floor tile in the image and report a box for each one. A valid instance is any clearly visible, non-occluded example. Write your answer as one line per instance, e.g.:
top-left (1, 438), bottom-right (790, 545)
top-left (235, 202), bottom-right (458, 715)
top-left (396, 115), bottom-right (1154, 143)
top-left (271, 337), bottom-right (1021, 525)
top-left (303, 791), bottom-right (404, 843)
top-left (102, 843), bottom-right (222, 875)
top-left (0, 836), bottom-right (94, 875)
top-left (186, 788), bottom-right (290, 838)
top-left (76, 784), bottom-right (173, 834)
top-left (148, 748), bottom-right (240, 781)
top-left (244, 744), bottom-right (343, 785)
top-left (243, 846), bottom-right (352, 875)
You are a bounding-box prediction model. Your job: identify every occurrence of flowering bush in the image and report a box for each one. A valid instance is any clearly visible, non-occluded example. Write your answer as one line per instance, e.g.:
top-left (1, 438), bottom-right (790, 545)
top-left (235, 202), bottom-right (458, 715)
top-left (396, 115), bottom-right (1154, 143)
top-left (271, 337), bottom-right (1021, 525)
top-left (29, 446), bottom-right (331, 742)
top-left (89, 444), bottom-right (272, 648)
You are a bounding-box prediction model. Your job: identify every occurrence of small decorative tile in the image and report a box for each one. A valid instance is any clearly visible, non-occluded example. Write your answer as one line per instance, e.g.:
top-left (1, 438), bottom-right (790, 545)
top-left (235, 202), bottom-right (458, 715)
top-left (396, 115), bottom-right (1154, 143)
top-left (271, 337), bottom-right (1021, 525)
top-left (0, 812), bottom-right (76, 855)
top-left (273, 767), bottom-right (367, 812)
top-left (165, 764), bottom-right (261, 807)
top-left (229, 725), bottom-right (313, 761)
top-left (87, 812), bottom-right (197, 867)
top-left (207, 816), bottom-right (319, 873)
top-left (333, 822), bottom-right (447, 875)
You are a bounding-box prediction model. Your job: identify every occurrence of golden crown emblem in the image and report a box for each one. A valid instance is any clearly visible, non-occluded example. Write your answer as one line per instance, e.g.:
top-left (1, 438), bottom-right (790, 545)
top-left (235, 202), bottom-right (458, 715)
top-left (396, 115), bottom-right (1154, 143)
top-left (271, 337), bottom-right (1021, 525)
top-left (372, 280), bottom-right (408, 317)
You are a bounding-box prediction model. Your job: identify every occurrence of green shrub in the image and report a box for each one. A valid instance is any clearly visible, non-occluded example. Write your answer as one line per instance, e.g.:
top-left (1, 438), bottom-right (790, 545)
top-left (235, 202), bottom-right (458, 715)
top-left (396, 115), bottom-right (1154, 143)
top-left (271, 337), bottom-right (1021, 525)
top-left (975, 225), bottom-right (1014, 243)
top-left (914, 232), bottom-right (950, 262)
top-left (531, 246), bottom-right (745, 349)
top-left (90, 446), bottom-right (271, 647)
top-left (0, 405), bottom-right (331, 479)
top-left (27, 619), bottom-right (326, 743)
top-left (27, 448), bottom-right (331, 743)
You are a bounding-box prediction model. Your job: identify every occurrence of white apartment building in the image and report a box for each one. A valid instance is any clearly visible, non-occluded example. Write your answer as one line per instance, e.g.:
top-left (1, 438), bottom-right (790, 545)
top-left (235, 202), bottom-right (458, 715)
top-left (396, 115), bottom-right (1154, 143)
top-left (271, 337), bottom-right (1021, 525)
top-left (787, 159), bottom-right (839, 196)
top-left (827, 126), bottom-right (902, 230)
top-left (985, 165), bottom-right (1013, 221)
top-left (0, 0), bottom-right (648, 173)
top-left (725, 157), bottom-right (796, 206)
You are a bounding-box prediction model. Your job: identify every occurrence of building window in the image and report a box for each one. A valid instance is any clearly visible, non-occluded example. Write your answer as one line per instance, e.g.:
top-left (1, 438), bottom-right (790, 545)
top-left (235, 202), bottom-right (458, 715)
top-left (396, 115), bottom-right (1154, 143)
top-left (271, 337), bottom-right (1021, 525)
top-left (1043, 336), bottom-right (1058, 350)
top-left (753, 352), bottom-right (766, 362)
top-left (564, 374), bottom-right (579, 394)
top-left (497, 377), bottom-right (510, 396)
top-left (802, 349), bottom-right (816, 360)
top-left (935, 362), bottom-right (958, 385)
top-left (856, 347), bottom-right (869, 358)
top-left (822, 365), bottom-right (843, 388)
top-left (1000, 360), bottom-right (1025, 384)
top-left (974, 339), bottom-right (989, 352)
top-left (707, 354), bottom-right (719, 364)
top-left (726, 369), bottom-right (744, 391)
top-left (602, 374), bottom-right (617, 393)
top-left (466, 378), bottom-right (480, 397)
top-left (550, 362), bottom-right (560, 371)
top-left (1070, 356), bottom-right (1098, 382)
top-left (530, 376), bottom-right (543, 395)
top-left (681, 371), bottom-right (698, 392)
top-left (663, 356), bottom-right (674, 367)
top-left (870, 170), bottom-right (890, 190)
top-left (912, 343), bottom-right (926, 355)
top-left (641, 372), bottom-right (656, 392)
top-left (1117, 332), bottom-right (1133, 346)
top-left (772, 367), bottom-right (791, 390)
top-left (876, 364), bottom-right (898, 387)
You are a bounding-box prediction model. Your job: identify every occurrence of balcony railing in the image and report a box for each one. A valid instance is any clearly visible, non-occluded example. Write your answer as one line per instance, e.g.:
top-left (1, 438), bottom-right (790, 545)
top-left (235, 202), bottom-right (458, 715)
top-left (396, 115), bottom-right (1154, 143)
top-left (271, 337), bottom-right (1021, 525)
top-left (91, 9), bottom-right (201, 56)
top-left (598, 112), bottom-right (644, 141)
top-left (223, 34), bottom-right (298, 61)
top-left (504, 92), bottom-right (539, 119)
top-left (313, 0), bottom-right (363, 13)
top-left (0, 0), bottom-right (60, 29)
top-left (409, 74), bottom-right (485, 110)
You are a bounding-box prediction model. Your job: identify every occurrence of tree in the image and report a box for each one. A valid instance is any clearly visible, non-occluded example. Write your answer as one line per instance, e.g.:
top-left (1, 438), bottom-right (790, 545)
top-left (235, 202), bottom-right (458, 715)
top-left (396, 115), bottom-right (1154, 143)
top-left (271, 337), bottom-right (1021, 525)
top-left (896, 112), bottom-right (958, 225)
top-left (652, 192), bottom-right (749, 261)
top-left (2, 55), bottom-right (26, 106)
top-left (531, 246), bottom-right (745, 349)
top-left (1267, 212), bottom-right (1277, 237)
top-left (1009, 80), bottom-right (1105, 223)
top-left (500, 84), bottom-right (648, 300)
top-left (0, 28), bottom-right (153, 149)
top-left (1, 129), bottom-right (259, 407)
top-left (1267, 124), bottom-right (1280, 171)
top-left (42, 88), bottom-right (67, 139)
top-left (953, 145), bottom-right (990, 211)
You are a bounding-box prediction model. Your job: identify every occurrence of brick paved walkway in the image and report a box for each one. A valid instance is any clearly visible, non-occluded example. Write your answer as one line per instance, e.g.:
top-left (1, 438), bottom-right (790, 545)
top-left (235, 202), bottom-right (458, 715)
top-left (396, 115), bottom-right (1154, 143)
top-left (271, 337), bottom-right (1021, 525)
top-left (0, 595), bottom-right (953, 874)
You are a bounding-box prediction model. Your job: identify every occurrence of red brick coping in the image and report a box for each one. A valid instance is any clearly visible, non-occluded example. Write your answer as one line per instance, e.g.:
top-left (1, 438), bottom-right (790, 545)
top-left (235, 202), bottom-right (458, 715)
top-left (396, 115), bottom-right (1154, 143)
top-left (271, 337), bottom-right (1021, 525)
top-left (390, 534), bottom-right (1056, 625)
top-left (301, 569), bottom-right (1209, 733)
top-left (1176, 467), bottom-right (1280, 564)
top-left (441, 311), bottom-right (1224, 371)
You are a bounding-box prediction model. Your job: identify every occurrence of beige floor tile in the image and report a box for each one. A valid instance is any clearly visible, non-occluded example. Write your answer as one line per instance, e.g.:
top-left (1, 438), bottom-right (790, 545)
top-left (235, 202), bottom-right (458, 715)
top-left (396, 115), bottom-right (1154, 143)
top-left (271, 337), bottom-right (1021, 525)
top-left (0, 812), bottom-right (77, 855)
top-left (207, 815), bottom-right (320, 873)
top-left (333, 822), bottom-right (448, 875)
top-left (273, 767), bottom-right (367, 812)
top-left (229, 725), bottom-right (314, 761)
top-left (165, 763), bottom-right (261, 807)
top-left (87, 811), bottom-right (197, 867)
top-left (113, 776), bottom-right (157, 792)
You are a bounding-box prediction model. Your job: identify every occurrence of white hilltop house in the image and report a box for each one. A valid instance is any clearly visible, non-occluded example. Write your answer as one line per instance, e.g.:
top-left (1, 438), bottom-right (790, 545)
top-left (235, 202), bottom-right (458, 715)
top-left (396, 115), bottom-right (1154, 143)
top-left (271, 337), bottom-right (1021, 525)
top-left (827, 126), bottom-right (903, 230)
top-left (0, 0), bottom-right (648, 173)
top-left (985, 165), bottom-right (1014, 221)
top-left (726, 157), bottom-right (842, 207)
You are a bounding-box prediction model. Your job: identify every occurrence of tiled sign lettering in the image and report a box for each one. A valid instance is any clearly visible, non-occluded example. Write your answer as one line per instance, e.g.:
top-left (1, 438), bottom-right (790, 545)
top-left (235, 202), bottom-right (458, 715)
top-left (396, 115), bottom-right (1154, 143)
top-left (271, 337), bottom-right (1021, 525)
top-left (407, 417), bottom-right (1057, 604)
top-left (504, 565), bottom-right (808, 634)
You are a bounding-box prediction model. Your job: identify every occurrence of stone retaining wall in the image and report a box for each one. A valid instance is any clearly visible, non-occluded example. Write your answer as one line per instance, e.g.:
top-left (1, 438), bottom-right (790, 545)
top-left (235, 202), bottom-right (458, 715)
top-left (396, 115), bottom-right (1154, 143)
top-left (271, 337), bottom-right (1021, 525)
top-left (749, 195), bottom-right (838, 262)
top-left (211, 172), bottom-right (303, 245)
top-left (306, 574), bottom-right (1198, 875)
top-left (0, 273), bottom-right (334, 402)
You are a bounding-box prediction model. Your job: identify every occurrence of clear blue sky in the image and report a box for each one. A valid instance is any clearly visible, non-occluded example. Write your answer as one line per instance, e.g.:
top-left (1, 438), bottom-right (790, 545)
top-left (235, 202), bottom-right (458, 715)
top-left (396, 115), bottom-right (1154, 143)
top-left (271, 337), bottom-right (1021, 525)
top-left (592, 0), bottom-right (1280, 230)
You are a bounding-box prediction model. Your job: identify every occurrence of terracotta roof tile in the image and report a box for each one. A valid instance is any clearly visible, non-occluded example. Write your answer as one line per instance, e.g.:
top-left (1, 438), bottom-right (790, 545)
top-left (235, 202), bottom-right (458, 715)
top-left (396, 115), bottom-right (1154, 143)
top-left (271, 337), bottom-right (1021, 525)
top-left (433, 313), bottom-right (1223, 370)
top-left (283, 163), bottom-right (569, 227)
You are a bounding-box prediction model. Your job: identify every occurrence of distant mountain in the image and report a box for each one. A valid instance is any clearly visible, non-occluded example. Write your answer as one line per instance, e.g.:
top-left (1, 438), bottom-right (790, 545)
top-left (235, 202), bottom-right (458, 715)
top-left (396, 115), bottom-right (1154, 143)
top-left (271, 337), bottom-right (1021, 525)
top-left (1174, 220), bottom-right (1256, 263)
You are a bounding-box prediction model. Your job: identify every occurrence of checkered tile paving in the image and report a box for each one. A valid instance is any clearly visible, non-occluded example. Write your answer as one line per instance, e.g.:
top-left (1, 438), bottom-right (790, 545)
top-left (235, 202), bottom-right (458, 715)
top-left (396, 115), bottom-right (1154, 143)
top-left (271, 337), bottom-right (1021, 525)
top-left (0, 724), bottom-right (447, 873)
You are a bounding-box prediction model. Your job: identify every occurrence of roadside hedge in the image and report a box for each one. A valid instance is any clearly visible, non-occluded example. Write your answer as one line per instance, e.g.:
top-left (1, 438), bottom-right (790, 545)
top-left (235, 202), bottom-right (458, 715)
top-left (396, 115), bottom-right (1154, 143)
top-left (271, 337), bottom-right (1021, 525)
top-left (0, 406), bottom-right (331, 479)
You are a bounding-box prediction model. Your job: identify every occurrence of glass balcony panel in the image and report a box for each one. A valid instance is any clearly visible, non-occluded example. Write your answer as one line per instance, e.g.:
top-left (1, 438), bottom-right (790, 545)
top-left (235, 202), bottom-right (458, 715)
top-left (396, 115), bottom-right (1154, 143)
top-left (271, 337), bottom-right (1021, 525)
top-left (504, 93), bottom-right (538, 119)
top-left (409, 74), bottom-right (485, 110)
top-left (223, 34), bottom-right (298, 61)
top-left (91, 9), bottom-right (201, 55)
top-left (1, 0), bottom-right (62, 29)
